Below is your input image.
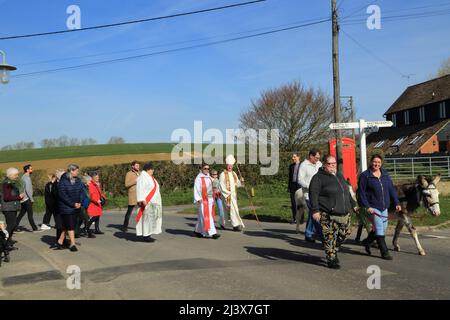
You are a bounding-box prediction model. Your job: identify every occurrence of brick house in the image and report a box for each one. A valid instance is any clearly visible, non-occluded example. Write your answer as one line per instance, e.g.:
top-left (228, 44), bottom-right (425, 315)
top-left (367, 74), bottom-right (450, 155)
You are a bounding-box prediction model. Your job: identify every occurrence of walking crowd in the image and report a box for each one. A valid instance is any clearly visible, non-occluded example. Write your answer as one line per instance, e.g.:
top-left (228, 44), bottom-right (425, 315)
top-left (288, 150), bottom-right (401, 269)
top-left (1, 150), bottom-right (401, 270)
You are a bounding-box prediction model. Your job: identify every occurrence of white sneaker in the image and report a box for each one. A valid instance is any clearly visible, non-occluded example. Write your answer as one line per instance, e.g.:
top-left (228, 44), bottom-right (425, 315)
top-left (40, 224), bottom-right (51, 230)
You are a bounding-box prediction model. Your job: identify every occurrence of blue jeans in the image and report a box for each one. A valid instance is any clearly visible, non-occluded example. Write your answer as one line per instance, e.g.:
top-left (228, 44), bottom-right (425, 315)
top-left (215, 197), bottom-right (225, 226)
top-left (305, 200), bottom-right (323, 240)
top-left (371, 208), bottom-right (388, 236)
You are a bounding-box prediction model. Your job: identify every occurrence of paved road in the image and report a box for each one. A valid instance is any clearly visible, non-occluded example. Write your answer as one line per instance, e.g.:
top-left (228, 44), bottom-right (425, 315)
top-left (1, 207), bottom-right (449, 299)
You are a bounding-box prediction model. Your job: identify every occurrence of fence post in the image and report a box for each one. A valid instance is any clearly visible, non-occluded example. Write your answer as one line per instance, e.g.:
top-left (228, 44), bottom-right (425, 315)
top-left (394, 159), bottom-right (397, 179)
top-left (448, 157), bottom-right (450, 178)
top-left (429, 157), bottom-right (432, 176)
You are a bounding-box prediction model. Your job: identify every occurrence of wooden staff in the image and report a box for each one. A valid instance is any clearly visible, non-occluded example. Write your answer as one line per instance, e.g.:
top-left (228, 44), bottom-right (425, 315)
top-left (236, 162), bottom-right (262, 227)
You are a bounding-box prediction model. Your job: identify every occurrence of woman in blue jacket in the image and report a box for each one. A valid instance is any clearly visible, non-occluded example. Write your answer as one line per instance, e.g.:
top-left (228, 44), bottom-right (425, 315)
top-left (57, 164), bottom-right (85, 252)
top-left (358, 154), bottom-right (401, 260)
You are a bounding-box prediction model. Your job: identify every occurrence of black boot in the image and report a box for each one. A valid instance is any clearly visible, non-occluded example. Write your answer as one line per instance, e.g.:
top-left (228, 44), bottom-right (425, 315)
top-left (376, 235), bottom-right (393, 260)
top-left (362, 230), bottom-right (376, 255)
top-left (94, 218), bottom-right (104, 235)
top-left (87, 229), bottom-right (96, 238)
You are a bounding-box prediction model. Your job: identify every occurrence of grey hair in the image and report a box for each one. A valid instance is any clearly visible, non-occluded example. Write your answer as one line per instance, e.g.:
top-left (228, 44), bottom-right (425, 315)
top-left (68, 164), bottom-right (79, 172)
top-left (82, 175), bottom-right (92, 184)
top-left (6, 167), bottom-right (19, 179)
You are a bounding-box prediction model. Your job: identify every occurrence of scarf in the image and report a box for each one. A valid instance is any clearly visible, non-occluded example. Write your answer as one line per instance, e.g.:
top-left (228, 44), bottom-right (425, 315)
top-left (224, 170), bottom-right (238, 206)
top-left (3, 177), bottom-right (24, 193)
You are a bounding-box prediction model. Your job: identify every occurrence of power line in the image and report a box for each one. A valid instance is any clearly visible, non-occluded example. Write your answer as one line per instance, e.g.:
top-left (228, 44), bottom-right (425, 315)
top-left (343, 1), bottom-right (450, 19)
top-left (12, 18), bottom-right (331, 79)
top-left (341, 0), bottom-right (379, 20)
top-left (16, 16), bottom-right (330, 67)
top-left (342, 9), bottom-right (450, 25)
top-left (0, 0), bottom-right (266, 41)
top-left (341, 28), bottom-right (407, 78)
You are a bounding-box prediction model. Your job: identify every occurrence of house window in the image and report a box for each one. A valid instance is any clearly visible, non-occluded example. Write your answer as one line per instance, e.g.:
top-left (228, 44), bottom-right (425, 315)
top-left (392, 136), bottom-right (407, 147)
top-left (374, 140), bottom-right (385, 148)
top-left (419, 107), bottom-right (425, 122)
top-left (409, 134), bottom-right (424, 145)
top-left (391, 113), bottom-right (397, 127)
top-left (404, 110), bottom-right (410, 125)
top-left (439, 102), bottom-right (446, 118)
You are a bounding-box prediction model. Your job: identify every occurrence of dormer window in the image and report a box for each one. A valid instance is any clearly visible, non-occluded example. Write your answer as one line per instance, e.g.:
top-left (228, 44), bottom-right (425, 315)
top-left (374, 140), bottom-right (385, 148)
top-left (419, 107), bottom-right (425, 122)
top-left (404, 110), bottom-right (410, 125)
top-left (439, 102), bottom-right (446, 118)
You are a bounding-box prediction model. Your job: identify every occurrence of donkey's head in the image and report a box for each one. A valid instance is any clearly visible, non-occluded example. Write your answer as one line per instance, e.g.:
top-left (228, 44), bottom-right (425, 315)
top-left (417, 174), bottom-right (441, 216)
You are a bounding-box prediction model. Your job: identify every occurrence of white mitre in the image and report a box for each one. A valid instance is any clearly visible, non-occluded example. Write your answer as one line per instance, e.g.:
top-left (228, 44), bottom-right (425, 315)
top-left (225, 154), bottom-right (236, 165)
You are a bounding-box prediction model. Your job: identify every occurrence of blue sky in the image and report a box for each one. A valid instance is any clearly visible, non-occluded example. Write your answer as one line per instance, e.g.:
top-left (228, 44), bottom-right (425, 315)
top-left (0, 0), bottom-right (449, 147)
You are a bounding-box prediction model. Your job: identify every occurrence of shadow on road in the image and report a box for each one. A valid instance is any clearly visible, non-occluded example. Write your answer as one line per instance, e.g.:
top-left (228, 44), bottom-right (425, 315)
top-left (40, 235), bottom-right (56, 248)
top-left (165, 229), bottom-right (198, 237)
top-left (113, 231), bottom-right (140, 242)
top-left (107, 224), bottom-right (135, 231)
top-left (244, 246), bottom-right (326, 267)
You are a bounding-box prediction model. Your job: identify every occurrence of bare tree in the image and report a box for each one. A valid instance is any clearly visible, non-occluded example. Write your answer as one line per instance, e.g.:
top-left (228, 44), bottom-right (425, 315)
top-left (81, 138), bottom-right (97, 146)
top-left (437, 57), bottom-right (450, 77)
top-left (1, 141), bottom-right (35, 151)
top-left (108, 136), bottom-right (125, 144)
top-left (239, 81), bottom-right (334, 151)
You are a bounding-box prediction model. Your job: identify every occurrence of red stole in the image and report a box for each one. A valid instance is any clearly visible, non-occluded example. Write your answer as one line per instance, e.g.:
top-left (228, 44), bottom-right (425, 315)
top-left (201, 177), bottom-right (215, 231)
top-left (136, 176), bottom-right (157, 223)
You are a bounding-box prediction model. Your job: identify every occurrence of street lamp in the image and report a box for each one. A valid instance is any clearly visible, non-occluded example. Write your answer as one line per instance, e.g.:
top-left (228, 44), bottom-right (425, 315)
top-left (0, 50), bottom-right (17, 84)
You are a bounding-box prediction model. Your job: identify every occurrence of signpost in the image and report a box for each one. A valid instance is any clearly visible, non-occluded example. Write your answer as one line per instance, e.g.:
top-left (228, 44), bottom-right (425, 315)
top-left (329, 119), bottom-right (393, 172)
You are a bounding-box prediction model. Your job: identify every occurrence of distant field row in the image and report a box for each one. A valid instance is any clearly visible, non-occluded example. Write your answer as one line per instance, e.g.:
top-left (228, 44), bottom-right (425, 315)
top-left (0, 143), bottom-right (249, 163)
top-left (0, 143), bottom-right (176, 163)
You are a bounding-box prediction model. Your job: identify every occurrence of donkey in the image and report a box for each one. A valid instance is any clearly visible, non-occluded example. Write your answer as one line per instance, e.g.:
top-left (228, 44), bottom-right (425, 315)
top-left (392, 174), bottom-right (441, 256)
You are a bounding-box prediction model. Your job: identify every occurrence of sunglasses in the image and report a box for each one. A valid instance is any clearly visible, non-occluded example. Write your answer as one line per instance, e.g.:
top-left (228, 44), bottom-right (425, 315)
top-left (203, 168), bottom-right (210, 170)
top-left (326, 162), bottom-right (337, 165)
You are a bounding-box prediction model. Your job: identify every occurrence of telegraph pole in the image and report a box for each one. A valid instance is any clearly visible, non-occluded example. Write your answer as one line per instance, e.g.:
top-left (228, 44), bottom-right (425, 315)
top-left (332, 0), bottom-right (343, 173)
top-left (341, 95), bottom-right (356, 141)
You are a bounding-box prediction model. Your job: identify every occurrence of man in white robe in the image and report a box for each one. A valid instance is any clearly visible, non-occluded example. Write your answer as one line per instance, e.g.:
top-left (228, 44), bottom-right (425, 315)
top-left (193, 163), bottom-right (220, 239)
top-left (219, 155), bottom-right (245, 231)
top-left (136, 162), bottom-right (162, 242)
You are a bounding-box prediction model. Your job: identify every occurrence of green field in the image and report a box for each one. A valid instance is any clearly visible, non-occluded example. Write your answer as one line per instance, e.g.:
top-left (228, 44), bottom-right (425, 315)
top-left (0, 143), bottom-right (176, 163)
top-left (0, 143), bottom-right (247, 163)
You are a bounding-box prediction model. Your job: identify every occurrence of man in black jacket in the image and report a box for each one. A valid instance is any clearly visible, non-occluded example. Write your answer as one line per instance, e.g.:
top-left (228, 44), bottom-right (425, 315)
top-left (309, 155), bottom-right (357, 269)
top-left (287, 153), bottom-right (303, 224)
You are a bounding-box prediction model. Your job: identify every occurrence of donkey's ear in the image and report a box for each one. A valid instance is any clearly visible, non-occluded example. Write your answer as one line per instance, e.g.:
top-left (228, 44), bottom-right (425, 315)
top-left (432, 174), bottom-right (441, 185)
top-left (418, 175), bottom-right (429, 188)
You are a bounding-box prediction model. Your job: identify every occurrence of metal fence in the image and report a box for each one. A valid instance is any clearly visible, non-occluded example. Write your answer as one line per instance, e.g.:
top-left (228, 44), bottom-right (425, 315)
top-left (384, 155), bottom-right (450, 180)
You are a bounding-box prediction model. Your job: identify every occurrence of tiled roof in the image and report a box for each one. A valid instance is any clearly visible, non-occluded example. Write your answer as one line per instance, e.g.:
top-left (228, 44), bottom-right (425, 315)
top-left (366, 119), bottom-right (450, 155)
top-left (384, 74), bottom-right (450, 115)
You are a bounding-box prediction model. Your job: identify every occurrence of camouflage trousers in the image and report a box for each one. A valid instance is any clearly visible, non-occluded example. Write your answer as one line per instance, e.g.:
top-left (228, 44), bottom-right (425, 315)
top-left (320, 213), bottom-right (352, 263)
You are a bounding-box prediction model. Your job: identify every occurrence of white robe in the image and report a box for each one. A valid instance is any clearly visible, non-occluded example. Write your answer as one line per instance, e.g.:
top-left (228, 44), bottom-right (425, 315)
top-left (219, 170), bottom-right (245, 228)
top-left (194, 173), bottom-right (217, 237)
top-left (136, 171), bottom-right (162, 237)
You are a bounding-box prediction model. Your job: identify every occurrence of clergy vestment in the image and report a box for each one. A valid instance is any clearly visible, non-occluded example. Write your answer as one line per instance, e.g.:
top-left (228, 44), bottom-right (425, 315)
top-left (219, 170), bottom-right (245, 228)
top-left (136, 171), bottom-right (162, 237)
top-left (194, 173), bottom-right (217, 237)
